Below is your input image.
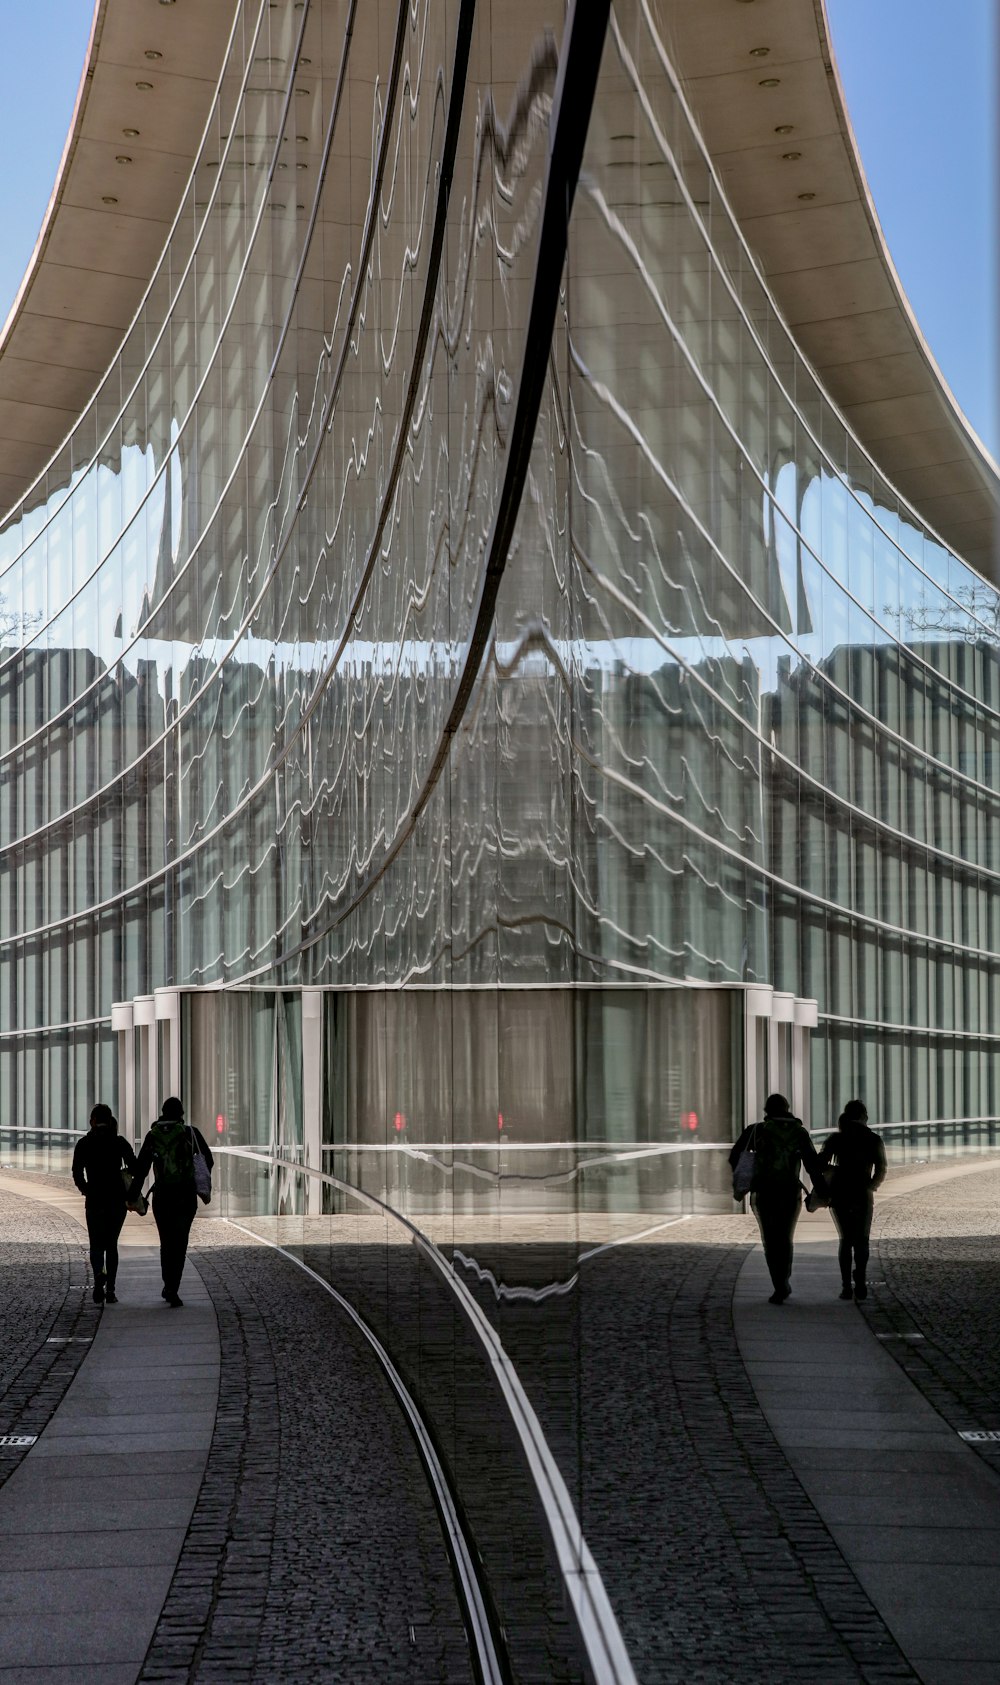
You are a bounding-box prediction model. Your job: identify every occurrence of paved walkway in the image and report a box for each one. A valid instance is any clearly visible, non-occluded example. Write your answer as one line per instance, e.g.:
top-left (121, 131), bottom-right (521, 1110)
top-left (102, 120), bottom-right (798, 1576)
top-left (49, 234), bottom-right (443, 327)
top-left (0, 1175), bottom-right (217, 1682)
top-left (0, 1173), bottom-right (473, 1685)
top-left (1, 1158), bottom-right (999, 1681)
top-left (734, 1162), bottom-right (1000, 1685)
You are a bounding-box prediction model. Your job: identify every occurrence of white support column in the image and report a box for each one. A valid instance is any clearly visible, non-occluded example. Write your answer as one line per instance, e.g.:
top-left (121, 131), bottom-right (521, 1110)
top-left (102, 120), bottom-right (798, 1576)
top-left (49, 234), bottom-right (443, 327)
top-left (744, 986), bottom-right (773, 1128)
top-left (155, 989), bottom-right (182, 1101)
top-left (302, 989), bottom-right (323, 1217)
top-left (133, 996), bottom-right (157, 1136)
top-left (111, 1003), bottom-right (135, 1144)
top-left (792, 997), bottom-right (818, 1130)
top-left (770, 992), bottom-right (796, 1106)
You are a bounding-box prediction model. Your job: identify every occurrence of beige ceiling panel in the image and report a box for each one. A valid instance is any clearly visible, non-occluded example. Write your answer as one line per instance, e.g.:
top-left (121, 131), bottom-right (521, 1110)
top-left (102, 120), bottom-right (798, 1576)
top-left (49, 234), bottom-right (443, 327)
top-left (792, 309), bottom-right (916, 369)
top-left (819, 351), bottom-right (934, 408)
top-left (872, 428), bottom-right (968, 475)
top-left (0, 400), bottom-right (81, 448)
top-left (746, 202), bottom-right (877, 275)
top-left (23, 266), bottom-right (151, 333)
top-left (766, 258), bottom-right (898, 325)
top-left (6, 314), bottom-right (119, 376)
top-left (664, 0), bottom-right (823, 77)
top-left (841, 393), bottom-right (952, 443)
top-left (37, 203), bottom-right (169, 282)
top-left (710, 137), bottom-right (856, 222)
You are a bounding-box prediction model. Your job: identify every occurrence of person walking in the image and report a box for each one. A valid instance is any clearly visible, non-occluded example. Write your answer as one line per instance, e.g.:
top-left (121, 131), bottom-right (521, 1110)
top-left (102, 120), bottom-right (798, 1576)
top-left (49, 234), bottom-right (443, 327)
top-left (129, 1097), bottom-right (213, 1308)
top-left (818, 1098), bottom-right (887, 1302)
top-left (72, 1104), bottom-right (138, 1305)
top-left (730, 1092), bottom-right (827, 1305)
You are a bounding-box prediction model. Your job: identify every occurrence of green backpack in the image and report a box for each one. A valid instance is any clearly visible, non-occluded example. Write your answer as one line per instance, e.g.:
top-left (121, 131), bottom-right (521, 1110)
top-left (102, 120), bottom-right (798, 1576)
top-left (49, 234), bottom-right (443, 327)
top-left (153, 1120), bottom-right (194, 1190)
top-left (753, 1117), bottom-right (802, 1188)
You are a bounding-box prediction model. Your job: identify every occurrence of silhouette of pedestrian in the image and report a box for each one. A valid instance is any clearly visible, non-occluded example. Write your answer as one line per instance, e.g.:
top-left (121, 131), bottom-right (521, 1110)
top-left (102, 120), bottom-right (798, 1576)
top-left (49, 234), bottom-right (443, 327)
top-left (72, 1104), bottom-right (137, 1305)
top-left (730, 1092), bottom-right (827, 1304)
top-left (818, 1098), bottom-right (886, 1301)
top-left (129, 1097), bottom-right (213, 1308)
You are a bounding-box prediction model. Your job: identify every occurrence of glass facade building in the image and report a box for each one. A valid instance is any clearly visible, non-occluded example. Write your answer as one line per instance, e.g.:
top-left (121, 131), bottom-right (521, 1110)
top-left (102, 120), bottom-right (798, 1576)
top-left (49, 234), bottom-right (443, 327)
top-left (1, 3), bottom-right (999, 1670)
top-left (2, 0), bottom-right (998, 1156)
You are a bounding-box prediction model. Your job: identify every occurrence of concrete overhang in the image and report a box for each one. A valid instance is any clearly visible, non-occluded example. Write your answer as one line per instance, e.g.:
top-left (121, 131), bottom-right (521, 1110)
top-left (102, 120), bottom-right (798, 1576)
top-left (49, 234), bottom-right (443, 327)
top-left (665, 0), bottom-right (1000, 582)
top-left (0, 0), bottom-right (996, 588)
top-left (0, 0), bottom-right (235, 523)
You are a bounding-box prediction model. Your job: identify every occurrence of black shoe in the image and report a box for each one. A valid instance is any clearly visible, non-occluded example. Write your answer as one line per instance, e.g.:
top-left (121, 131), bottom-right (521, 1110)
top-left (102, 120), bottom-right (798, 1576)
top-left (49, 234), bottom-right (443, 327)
top-left (854, 1281), bottom-right (868, 1301)
top-left (92, 1284), bottom-right (105, 1305)
top-left (167, 1294), bottom-right (183, 1308)
top-left (105, 1290), bottom-right (118, 1304)
top-left (839, 1286), bottom-right (853, 1301)
top-left (768, 1290), bottom-right (788, 1305)
top-left (161, 1286), bottom-right (169, 1300)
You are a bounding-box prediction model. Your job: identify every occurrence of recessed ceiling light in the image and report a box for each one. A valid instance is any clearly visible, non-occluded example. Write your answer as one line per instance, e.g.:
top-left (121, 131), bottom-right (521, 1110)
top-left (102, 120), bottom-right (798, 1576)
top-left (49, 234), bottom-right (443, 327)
top-left (798, 191), bottom-right (816, 201)
top-left (295, 134), bottom-right (308, 143)
top-left (122, 128), bottom-right (140, 138)
top-left (116, 155), bottom-right (133, 165)
top-left (758, 78), bottom-right (780, 87)
top-left (299, 56), bottom-right (311, 66)
top-left (144, 49), bottom-right (162, 60)
top-left (159, 0), bottom-right (176, 6)
top-left (775, 124), bottom-right (794, 135)
top-left (782, 151), bottom-right (802, 161)
top-left (276, 161), bottom-right (288, 170)
top-left (749, 46), bottom-right (770, 57)
top-left (295, 162), bottom-right (307, 170)
top-left (102, 195), bottom-right (118, 205)
top-left (135, 80), bottom-right (153, 90)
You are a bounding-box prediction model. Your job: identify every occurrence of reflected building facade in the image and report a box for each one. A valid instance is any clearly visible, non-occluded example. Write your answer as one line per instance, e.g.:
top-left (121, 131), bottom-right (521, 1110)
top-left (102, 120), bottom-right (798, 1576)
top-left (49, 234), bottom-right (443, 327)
top-left (1, 0), bottom-right (999, 1177)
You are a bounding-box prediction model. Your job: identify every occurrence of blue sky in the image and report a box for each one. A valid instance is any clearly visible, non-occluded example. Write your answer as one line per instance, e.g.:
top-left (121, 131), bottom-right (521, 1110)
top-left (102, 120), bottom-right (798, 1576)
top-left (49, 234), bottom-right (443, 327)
top-left (0, 3), bottom-right (996, 458)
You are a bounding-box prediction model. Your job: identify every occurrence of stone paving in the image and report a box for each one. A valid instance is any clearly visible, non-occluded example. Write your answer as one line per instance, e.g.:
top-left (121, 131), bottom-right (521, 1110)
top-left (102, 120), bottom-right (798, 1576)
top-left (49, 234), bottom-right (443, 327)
top-left (1, 1162), bottom-right (1000, 1681)
top-left (143, 1228), bottom-right (475, 1685)
top-left (0, 1189), bottom-right (96, 1495)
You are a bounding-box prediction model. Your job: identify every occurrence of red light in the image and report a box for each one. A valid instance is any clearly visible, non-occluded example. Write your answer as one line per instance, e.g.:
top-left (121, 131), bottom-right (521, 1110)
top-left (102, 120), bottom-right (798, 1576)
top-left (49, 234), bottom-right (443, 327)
top-left (498, 1112), bottom-right (504, 1132)
top-left (215, 1113), bottom-right (226, 1135)
top-left (681, 1111), bottom-right (698, 1133)
top-left (393, 1112), bottom-right (406, 1133)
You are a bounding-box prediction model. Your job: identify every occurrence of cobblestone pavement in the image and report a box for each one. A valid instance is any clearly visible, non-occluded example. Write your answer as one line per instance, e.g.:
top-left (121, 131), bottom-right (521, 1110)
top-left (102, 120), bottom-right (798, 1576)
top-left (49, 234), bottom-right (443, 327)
top-left (136, 1226), bottom-right (475, 1685)
top-left (865, 1162), bottom-right (1000, 1479)
top-left (461, 1220), bottom-right (915, 1685)
top-left (4, 1168), bottom-right (985, 1684)
top-left (0, 1186), bottom-right (96, 1493)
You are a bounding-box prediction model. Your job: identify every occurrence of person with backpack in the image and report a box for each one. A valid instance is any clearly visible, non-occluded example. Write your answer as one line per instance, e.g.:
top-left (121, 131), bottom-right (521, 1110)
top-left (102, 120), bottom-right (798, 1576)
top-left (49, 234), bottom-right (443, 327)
top-left (72, 1103), bottom-right (138, 1304)
top-left (729, 1092), bottom-right (827, 1304)
top-left (818, 1098), bottom-right (887, 1302)
top-left (129, 1096), bottom-right (213, 1308)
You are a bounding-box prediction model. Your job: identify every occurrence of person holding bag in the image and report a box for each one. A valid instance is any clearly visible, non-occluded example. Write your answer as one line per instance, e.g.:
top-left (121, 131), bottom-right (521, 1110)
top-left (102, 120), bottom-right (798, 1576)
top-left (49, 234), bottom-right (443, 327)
top-left (72, 1104), bottom-right (138, 1304)
top-left (129, 1096), bottom-right (213, 1308)
top-left (730, 1092), bottom-right (827, 1305)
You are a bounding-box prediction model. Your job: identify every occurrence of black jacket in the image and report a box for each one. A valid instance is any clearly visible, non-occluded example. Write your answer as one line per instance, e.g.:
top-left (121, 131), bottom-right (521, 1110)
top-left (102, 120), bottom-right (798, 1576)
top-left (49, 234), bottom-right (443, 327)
top-left (730, 1112), bottom-right (826, 1196)
top-left (72, 1127), bottom-right (137, 1207)
top-left (132, 1117), bottom-right (213, 1200)
top-left (818, 1124), bottom-right (887, 1201)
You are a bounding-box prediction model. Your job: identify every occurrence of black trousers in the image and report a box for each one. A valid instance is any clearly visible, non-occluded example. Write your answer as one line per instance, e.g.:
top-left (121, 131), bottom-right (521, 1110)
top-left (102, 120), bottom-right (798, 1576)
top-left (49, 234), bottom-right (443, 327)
top-left (151, 1188), bottom-right (198, 1297)
top-left (751, 1185), bottom-right (802, 1294)
top-left (85, 1200), bottom-right (127, 1291)
top-left (831, 1192), bottom-right (874, 1288)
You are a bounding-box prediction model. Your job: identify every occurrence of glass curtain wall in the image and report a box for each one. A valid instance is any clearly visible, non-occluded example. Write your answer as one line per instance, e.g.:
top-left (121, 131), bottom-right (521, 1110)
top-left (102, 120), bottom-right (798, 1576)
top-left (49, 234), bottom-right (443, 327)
top-left (2, 0), bottom-right (1000, 1668)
